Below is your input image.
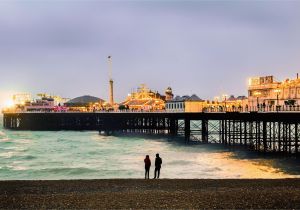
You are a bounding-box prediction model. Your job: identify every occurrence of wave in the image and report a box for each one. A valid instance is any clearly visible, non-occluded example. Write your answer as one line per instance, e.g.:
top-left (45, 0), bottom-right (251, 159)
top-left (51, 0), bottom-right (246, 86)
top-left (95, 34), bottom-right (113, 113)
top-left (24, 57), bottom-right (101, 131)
top-left (38, 167), bottom-right (99, 175)
top-left (0, 165), bottom-right (28, 171)
top-left (0, 131), bottom-right (9, 142)
top-left (0, 151), bottom-right (16, 158)
top-left (0, 138), bottom-right (10, 142)
top-left (21, 155), bottom-right (36, 160)
top-left (167, 160), bottom-right (193, 165)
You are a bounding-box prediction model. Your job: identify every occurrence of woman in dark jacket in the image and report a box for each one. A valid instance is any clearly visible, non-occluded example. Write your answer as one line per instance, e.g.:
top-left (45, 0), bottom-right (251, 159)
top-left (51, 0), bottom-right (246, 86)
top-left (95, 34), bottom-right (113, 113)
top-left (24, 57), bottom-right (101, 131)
top-left (144, 155), bottom-right (151, 179)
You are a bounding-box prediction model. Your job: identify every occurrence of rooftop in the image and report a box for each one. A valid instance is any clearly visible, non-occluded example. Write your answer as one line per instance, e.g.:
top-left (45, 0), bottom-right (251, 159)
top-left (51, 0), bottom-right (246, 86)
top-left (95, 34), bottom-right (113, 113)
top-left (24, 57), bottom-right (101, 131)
top-left (169, 94), bottom-right (204, 102)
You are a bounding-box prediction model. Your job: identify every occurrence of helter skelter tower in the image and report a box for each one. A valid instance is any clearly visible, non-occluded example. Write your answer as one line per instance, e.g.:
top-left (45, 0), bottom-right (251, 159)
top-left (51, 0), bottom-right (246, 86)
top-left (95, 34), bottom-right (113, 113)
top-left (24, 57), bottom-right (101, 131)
top-left (108, 56), bottom-right (114, 106)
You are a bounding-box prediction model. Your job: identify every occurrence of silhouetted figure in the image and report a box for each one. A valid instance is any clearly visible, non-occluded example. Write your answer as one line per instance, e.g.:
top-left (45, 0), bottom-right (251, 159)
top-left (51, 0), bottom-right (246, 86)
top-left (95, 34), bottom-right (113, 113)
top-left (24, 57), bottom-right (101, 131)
top-left (144, 155), bottom-right (151, 179)
top-left (154, 153), bottom-right (162, 179)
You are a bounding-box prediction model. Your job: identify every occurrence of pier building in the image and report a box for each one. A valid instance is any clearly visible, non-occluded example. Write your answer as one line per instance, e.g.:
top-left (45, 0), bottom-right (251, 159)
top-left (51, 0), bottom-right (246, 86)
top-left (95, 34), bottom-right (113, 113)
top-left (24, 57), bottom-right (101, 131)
top-left (65, 95), bottom-right (105, 112)
top-left (165, 87), bottom-right (174, 101)
top-left (203, 95), bottom-right (249, 112)
top-left (3, 93), bottom-right (70, 113)
top-left (226, 95), bottom-right (248, 111)
top-left (166, 94), bottom-right (248, 112)
top-left (165, 94), bottom-right (206, 112)
top-left (12, 93), bottom-right (32, 105)
top-left (248, 75), bottom-right (300, 110)
top-left (121, 84), bottom-right (166, 111)
top-left (36, 93), bottom-right (70, 106)
top-left (212, 95), bottom-right (248, 112)
top-left (25, 97), bottom-right (55, 112)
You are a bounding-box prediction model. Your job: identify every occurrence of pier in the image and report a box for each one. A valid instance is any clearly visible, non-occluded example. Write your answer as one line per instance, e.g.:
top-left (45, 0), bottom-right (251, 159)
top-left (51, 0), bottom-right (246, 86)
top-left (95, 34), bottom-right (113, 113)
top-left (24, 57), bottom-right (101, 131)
top-left (3, 111), bottom-right (300, 155)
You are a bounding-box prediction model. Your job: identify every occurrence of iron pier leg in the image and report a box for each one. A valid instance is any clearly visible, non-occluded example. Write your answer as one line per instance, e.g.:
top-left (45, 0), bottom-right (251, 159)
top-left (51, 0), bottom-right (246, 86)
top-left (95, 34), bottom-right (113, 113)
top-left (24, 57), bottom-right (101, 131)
top-left (263, 121), bottom-right (267, 153)
top-left (185, 119), bottom-right (190, 143)
top-left (278, 122), bottom-right (282, 153)
top-left (296, 123), bottom-right (299, 155)
top-left (202, 120), bottom-right (208, 143)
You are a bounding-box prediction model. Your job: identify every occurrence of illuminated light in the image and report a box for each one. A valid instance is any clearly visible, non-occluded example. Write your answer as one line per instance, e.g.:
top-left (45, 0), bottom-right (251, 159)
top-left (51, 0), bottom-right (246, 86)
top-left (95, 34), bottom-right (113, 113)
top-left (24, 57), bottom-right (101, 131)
top-left (274, 89), bottom-right (281, 93)
top-left (253, 91), bottom-right (261, 96)
top-left (4, 99), bottom-right (14, 108)
top-left (214, 96), bottom-right (220, 101)
top-left (248, 78), bottom-right (252, 86)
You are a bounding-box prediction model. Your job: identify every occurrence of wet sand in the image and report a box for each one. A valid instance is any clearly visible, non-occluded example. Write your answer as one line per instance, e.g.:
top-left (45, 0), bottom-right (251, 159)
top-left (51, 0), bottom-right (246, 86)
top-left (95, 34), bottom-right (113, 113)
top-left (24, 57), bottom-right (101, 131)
top-left (1, 179), bottom-right (300, 209)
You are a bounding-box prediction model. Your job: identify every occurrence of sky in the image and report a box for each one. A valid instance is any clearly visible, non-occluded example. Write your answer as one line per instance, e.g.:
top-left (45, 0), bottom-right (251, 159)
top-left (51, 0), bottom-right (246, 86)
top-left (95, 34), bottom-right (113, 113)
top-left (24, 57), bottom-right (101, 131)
top-left (1, 0), bottom-right (300, 108)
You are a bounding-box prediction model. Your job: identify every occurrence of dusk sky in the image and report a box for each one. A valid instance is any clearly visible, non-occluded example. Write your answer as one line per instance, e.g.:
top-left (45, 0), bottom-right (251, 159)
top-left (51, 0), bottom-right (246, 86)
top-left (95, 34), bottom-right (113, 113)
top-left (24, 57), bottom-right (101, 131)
top-left (1, 0), bottom-right (300, 106)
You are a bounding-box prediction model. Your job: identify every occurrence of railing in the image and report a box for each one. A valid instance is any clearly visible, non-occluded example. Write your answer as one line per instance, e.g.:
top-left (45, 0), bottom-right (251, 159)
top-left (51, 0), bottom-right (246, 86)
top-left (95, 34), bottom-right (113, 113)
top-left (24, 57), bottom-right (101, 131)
top-left (2, 110), bottom-right (169, 114)
top-left (203, 105), bottom-right (300, 113)
top-left (3, 105), bottom-right (300, 114)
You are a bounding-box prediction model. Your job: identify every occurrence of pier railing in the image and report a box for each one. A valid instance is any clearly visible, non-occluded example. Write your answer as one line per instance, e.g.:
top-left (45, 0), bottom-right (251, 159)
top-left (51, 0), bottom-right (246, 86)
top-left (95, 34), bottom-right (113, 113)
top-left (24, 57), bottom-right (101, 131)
top-left (3, 105), bottom-right (300, 114)
top-left (204, 105), bottom-right (300, 113)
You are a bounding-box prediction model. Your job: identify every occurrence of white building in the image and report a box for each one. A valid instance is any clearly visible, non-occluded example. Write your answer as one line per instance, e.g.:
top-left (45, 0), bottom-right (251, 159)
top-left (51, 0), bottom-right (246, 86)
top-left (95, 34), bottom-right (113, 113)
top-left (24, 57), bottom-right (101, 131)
top-left (166, 95), bottom-right (205, 112)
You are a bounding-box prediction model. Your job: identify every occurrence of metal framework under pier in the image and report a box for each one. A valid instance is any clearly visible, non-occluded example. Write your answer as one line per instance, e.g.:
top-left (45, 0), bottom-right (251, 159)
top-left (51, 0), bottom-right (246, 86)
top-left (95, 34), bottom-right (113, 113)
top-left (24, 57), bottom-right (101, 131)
top-left (3, 112), bottom-right (300, 155)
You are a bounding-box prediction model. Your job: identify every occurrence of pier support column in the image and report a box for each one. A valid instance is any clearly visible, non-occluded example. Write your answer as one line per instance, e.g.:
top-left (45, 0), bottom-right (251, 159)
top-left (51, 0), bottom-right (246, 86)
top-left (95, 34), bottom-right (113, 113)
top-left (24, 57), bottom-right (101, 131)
top-left (202, 120), bottom-right (208, 143)
top-left (278, 122), bottom-right (282, 152)
top-left (295, 123), bottom-right (299, 155)
top-left (184, 119), bottom-right (190, 143)
top-left (263, 121), bottom-right (267, 153)
top-left (169, 118), bottom-right (177, 136)
top-left (224, 120), bottom-right (228, 145)
top-left (244, 121), bottom-right (247, 146)
top-left (221, 120), bottom-right (224, 144)
top-left (3, 115), bottom-right (8, 129)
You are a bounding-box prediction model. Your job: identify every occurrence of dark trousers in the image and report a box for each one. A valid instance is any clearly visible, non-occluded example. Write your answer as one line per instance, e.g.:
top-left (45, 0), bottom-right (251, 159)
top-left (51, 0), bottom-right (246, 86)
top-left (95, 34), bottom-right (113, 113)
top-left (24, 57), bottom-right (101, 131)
top-left (154, 167), bottom-right (160, 179)
top-left (145, 166), bottom-right (150, 179)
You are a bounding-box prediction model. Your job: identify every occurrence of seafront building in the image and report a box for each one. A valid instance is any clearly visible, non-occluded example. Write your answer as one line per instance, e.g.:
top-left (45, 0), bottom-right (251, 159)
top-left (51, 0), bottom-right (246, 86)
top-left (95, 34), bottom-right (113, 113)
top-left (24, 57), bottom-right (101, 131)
top-left (248, 75), bottom-right (300, 110)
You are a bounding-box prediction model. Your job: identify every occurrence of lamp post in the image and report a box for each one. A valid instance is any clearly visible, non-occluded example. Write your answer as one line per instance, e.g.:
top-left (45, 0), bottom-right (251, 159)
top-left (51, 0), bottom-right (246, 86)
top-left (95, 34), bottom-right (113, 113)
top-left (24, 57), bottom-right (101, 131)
top-left (224, 96), bottom-right (227, 111)
top-left (221, 94), bottom-right (228, 112)
top-left (253, 91), bottom-right (261, 111)
top-left (274, 89), bottom-right (281, 111)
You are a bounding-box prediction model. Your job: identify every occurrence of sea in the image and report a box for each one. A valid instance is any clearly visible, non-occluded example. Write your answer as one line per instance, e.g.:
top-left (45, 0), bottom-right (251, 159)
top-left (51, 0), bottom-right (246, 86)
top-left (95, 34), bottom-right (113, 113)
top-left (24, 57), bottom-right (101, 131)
top-left (1, 115), bottom-right (300, 180)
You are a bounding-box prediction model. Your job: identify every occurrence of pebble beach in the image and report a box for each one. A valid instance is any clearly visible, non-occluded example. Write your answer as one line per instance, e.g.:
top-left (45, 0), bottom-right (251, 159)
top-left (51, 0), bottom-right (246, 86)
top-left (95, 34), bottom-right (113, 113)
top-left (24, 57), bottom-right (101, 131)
top-left (1, 179), bottom-right (300, 209)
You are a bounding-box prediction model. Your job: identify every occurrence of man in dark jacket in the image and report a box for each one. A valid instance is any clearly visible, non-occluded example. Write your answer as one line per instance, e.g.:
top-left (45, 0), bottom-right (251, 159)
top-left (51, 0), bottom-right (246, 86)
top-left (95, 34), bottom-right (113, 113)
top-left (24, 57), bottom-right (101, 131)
top-left (154, 153), bottom-right (162, 179)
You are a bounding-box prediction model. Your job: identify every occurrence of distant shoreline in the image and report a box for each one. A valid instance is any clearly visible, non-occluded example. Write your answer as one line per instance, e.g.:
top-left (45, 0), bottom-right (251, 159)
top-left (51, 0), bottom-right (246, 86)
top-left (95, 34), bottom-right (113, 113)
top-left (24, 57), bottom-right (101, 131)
top-left (1, 179), bottom-right (300, 209)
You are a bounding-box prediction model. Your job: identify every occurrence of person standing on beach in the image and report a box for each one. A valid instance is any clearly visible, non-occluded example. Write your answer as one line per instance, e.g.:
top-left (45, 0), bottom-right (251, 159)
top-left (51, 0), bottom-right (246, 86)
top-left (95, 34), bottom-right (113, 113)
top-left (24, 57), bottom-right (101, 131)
top-left (154, 153), bottom-right (162, 179)
top-left (144, 155), bottom-right (151, 179)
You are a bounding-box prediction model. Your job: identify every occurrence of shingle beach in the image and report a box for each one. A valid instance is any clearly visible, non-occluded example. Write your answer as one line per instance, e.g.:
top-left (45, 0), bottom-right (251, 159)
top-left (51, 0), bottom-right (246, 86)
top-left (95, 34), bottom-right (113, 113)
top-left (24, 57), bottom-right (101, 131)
top-left (1, 179), bottom-right (300, 209)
